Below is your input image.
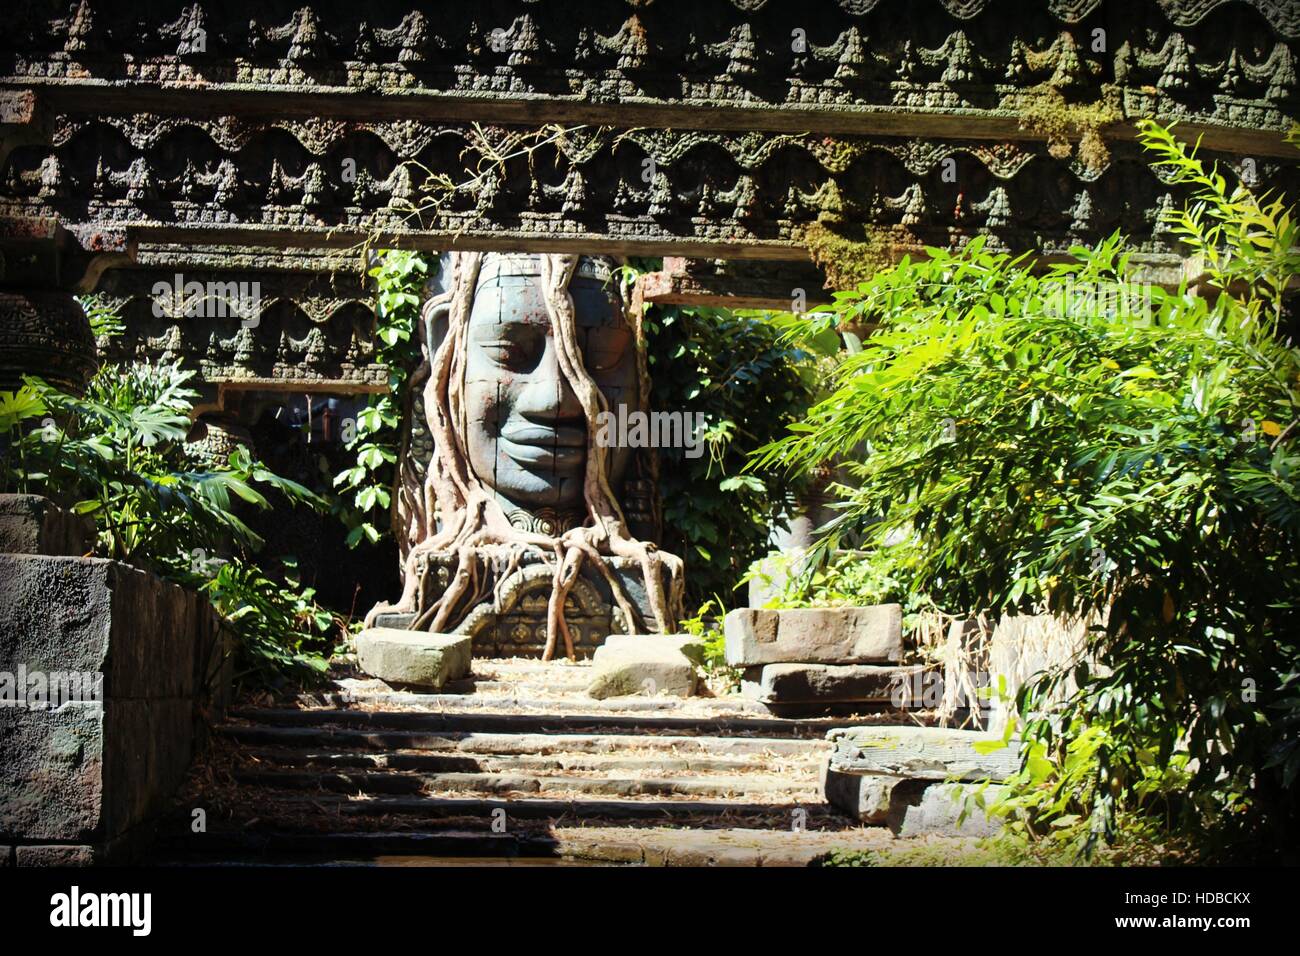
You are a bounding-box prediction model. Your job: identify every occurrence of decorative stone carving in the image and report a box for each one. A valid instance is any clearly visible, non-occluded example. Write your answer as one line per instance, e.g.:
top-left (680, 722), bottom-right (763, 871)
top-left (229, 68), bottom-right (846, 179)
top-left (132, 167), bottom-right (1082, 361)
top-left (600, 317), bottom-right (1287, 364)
top-left (183, 416), bottom-right (253, 469)
top-left (0, 292), bottom-right (97, 395)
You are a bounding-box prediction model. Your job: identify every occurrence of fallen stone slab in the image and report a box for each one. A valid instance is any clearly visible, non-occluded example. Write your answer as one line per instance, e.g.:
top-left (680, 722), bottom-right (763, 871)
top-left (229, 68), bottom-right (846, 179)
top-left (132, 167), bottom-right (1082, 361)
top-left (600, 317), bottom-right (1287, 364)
top-left (741, 663), bottom-right (923, 705)
top-left (887, 781), bottom-right (1006, 838)
top-left (587, 636), bottom-right (700, 699)
top-left (821, 765), bottom-right (903, 824)
top-left (354, 629), bottom-right (471, 690)
top-left (724, 606), bottom-right (902, 667)
top-left (825, 725), bottom-right (1021, 782)
top-left (0, 494), bottom-right (94, 557)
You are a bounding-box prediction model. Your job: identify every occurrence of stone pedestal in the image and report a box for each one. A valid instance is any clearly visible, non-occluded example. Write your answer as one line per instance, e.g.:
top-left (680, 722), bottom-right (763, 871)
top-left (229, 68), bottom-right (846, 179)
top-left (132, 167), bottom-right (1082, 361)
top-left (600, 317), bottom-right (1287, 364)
top-left (377, 550), bottom-right (676, 659)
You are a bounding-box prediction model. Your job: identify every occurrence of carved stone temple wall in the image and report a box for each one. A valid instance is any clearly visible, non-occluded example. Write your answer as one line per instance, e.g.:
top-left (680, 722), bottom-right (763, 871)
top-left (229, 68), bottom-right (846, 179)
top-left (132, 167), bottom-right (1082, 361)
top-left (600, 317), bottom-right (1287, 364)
top-left (0, 0), bottom-right (1296, 652)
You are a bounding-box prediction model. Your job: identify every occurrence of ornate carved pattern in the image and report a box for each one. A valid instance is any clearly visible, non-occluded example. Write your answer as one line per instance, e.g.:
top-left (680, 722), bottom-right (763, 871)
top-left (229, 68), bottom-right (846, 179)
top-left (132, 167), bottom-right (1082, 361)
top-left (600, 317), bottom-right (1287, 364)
top-left (3, 1), bottom-right (1295, 135)
top-left (412, 552), bottom-right (648, 657)
top-left (94, 264), bottom-right (383, 390)
top-left (7, 117), bottom-right (1289, 263)
top-left (0, 292), bottom-right (97, 395)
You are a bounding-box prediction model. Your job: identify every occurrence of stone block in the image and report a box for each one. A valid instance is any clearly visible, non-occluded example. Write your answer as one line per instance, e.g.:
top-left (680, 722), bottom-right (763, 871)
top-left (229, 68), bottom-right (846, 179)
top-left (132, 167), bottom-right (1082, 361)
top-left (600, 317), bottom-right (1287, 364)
top-left (0, 555), bottom-right (231, 854)
top-left (886, 781), bottom-right (1006, 838)
top-left (740, 662), bottom-right (922, 705)
top-left (825, 725), bottom-right (1020, 782)
top-left (724, 606), bottom-right (902, 667)
top-left (0, 554), bottom-right (229, 701)
top-left (0, 494), bottom-right (94, 557)
top-left (587, 637), bottom-right (698, 699)
top-left (0, 701), bottom-right (104, 841)
top-left (355, 629), bottom-right (472, 689)
top-left (15, 844), bottom-right (97, 867)
top-left (1, 697), bottom-right (205, 848)
top-left (821, 764), bottom-right (902, 824)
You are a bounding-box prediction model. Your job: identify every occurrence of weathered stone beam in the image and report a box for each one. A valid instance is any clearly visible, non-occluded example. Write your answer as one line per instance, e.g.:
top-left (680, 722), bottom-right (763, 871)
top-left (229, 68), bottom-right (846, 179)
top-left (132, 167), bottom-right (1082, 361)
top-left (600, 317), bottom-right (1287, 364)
top-left (3, 112), bottom-right (1289, 264)
top-left (642, 258), bottom-right (831, 309)
top-left (825, 725), bottom-right (1021, 781)
top-left (14, 83), bottom-right (1297, 159)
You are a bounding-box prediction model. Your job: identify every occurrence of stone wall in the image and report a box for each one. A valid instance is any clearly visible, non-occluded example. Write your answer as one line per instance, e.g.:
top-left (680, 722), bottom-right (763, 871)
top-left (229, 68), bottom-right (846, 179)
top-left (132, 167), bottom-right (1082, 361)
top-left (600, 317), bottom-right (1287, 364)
top-left (0, 497), bottom-right (232, 865)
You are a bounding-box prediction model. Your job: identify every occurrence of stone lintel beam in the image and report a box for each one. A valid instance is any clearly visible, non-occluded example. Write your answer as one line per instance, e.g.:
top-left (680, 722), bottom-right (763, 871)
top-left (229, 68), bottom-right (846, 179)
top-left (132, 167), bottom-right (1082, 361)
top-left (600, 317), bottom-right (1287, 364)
top-left (9, 80), bottom-right (1297, 160)
top-left (131, 224), bottom-right (812, 262)
top-left (643, 257), bottom-right (832, 310)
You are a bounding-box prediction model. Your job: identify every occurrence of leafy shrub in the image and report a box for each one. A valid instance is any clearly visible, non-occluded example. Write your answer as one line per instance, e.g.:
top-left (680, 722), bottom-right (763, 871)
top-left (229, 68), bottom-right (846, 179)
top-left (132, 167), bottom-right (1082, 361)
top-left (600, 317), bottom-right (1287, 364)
top-left (755, 122), bottom-right (1300, 858)
top-left (645, 303), bottom-right (815, 606)
top-left (334, 249), bottom-right (430, 546)
top-left (2, 361), bottom-right (340, 688)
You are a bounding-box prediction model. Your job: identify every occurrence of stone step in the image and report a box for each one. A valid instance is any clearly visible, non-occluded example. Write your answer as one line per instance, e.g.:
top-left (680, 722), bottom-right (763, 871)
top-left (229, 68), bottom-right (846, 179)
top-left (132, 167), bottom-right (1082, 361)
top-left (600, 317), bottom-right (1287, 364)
top-left (315, 688), bottom-right (774, 716)
top-left (227, 707), bottom-right (869, 739)
top-left (223, 792), bottom-right (841, 826)
top-left (152, 828), bottom-right (560, 860)
top-left (219, 724), bottom-right (831, 757)
top-left (232, 768), bottom-right (821, 799)
top-left (152, 826), bottom-right (895, 867)
top-left (243, 747), bottom-right (819, 776)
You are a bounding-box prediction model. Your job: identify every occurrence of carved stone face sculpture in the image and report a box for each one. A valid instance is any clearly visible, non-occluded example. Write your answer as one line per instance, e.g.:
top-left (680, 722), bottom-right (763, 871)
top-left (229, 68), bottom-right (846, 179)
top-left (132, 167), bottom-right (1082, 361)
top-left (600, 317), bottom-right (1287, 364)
top-left (462, 254), bottom-right (637, 521)
top-left (376, 251), bottom-right (684, 659)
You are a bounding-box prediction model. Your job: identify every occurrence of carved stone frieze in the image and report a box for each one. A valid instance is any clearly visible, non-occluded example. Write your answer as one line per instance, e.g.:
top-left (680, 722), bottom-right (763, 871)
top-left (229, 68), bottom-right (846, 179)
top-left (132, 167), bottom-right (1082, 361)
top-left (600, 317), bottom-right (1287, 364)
top-left (2, 1), bottom-right (1295, 139)
top-left (6, 116), bottom-right (1291, 264)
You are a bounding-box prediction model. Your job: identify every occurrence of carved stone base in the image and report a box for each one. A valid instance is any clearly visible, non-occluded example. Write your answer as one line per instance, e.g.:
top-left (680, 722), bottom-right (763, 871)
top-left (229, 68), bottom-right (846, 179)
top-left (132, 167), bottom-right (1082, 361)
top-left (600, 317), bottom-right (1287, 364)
top-left (372, 550), bottom-right (674, 659)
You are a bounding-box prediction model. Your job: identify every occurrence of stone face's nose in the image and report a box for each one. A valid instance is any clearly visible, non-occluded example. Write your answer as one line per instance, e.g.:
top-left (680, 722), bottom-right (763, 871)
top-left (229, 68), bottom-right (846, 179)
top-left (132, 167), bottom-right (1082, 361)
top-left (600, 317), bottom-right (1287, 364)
top-left (512, 332), bottom-right (586, 429)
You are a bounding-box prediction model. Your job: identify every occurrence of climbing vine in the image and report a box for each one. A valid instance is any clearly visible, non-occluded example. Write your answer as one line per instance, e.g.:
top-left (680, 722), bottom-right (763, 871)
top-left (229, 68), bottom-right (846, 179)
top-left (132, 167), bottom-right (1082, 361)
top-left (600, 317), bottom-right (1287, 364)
top-left (334, 249), bottom-right (431, 547)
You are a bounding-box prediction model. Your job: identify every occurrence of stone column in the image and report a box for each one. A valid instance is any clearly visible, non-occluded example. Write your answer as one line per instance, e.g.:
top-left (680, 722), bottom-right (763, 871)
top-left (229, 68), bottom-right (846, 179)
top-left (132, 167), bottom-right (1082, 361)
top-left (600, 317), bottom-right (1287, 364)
top-left (0, 291), bottom-right (97, 396)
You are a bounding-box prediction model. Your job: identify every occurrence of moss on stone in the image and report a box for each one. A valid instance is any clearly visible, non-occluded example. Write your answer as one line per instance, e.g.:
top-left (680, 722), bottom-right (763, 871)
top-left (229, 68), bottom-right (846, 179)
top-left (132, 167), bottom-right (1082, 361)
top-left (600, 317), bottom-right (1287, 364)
top-left (1015, 83), bottom-right (1122, 172)
top-left (801, 219), bottom-right (917, 290)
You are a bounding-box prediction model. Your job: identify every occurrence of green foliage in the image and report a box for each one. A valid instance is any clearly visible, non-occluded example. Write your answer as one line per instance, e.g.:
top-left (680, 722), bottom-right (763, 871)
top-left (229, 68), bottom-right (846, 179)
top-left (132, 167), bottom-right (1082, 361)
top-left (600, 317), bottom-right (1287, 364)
top-left (7, 364), bottom-right (320, 568)
top-left (645, 303), bottom-right (816, 606)
top-left (744, 543), bottom-right (914, 609)
top-left (77, 293), bottom-right (125, 342)
top-left (334, 249), bottom-right (431, 546)
top-left (195, 559), bottom-right (337, 688)
top-left (677, 598), bottom-right (742, 693)
top-left (2, 362), bottom-right (340, 688)
top-left (970, 715), bottom-right (1193, 863)
top-left (755, 122), bottom-right (1300, 857)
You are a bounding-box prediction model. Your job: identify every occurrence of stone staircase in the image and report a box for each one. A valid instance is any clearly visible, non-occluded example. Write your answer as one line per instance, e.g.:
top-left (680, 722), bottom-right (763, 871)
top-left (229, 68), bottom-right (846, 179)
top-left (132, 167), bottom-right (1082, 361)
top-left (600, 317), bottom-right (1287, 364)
top-left (149, 658), bottom-right (908, 866)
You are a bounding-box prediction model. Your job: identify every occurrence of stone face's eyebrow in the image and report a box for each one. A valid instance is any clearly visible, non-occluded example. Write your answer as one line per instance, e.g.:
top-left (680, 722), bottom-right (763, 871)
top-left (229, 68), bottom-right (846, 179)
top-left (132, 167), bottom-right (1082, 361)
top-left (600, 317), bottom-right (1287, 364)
top-left (471, 278), bottom-right (551, 327)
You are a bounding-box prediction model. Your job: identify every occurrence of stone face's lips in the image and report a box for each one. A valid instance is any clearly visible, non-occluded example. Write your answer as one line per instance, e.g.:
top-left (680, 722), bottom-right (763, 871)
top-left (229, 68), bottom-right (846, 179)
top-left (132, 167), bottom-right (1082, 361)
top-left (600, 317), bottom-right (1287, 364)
top-left (499, 421), bottom-right (586, 448)
top-left (497, 433), bottom-right (585, 473)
